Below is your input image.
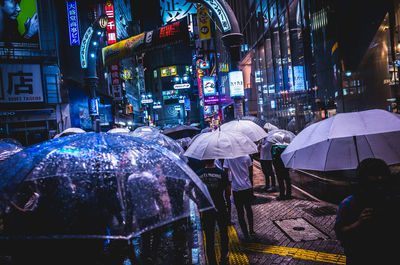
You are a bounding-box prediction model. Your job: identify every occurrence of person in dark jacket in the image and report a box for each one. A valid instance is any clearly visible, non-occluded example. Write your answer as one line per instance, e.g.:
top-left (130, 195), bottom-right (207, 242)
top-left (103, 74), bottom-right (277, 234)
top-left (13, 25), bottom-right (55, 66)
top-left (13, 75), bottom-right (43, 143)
top-left (271, 145), bottom-right (291, 200)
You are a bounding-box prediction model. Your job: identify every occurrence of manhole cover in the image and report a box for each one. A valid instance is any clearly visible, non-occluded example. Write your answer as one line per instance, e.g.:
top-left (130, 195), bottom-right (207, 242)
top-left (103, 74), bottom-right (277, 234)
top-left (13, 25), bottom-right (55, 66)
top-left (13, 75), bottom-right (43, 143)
top-left (274, 218), bottom-right (329, 242)
top-left (303, 206), bottom-right (337, 217)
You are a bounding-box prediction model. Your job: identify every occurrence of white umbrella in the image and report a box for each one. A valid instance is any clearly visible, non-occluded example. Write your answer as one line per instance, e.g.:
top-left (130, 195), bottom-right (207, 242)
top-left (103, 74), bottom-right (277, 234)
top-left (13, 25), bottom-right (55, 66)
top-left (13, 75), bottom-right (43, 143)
top-left (53, 127), bottom-right (85, 138)
top-left (107, 128), bottom-right (130, 134)
top-left (267, 129), bottom-right (295, 145)
top-left (184, 129), bottom-right (258, 160)
top-left (220, 120), bottom-right (268, 142)
top-left (281, 109), bottom-right (400, 171)
top-left (264, 123), bottom-right (279, 131)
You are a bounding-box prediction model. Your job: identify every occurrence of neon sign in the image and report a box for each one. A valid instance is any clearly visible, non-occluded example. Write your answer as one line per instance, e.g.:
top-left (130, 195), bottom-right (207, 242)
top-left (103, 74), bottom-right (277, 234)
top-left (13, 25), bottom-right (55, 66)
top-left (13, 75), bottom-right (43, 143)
top-left (80, 26), bottom-right (93, 68)
top-left (67, 1), bottom-right (80, 46)
top-left (203, 0), bottom-right (231, 32)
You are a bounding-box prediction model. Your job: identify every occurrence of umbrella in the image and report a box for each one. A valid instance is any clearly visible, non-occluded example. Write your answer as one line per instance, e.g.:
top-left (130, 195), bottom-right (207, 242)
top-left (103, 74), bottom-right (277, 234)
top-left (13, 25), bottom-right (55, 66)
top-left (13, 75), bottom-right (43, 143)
top-left (241, 115), bottom-right (267, 128)
top-left (201, 127), bottom-right (212, 133)
top-left (133, 126), bottom-right (161, 134)
top-left (163, 125), bottom-right (200, 140)
top-left (281, 109), bottom-right (400, 171)
top-left (53, 127), bottom-right (85, 138)
top-left (0, 142), bottom-right (23, 161)
top-left (176, 137), bottom-right (191, 149)
top-left (107, 128), bottom-right (130, 134)
top-left (0, 138), bottom-right (22, 146)
top-left (130, 129), bottom-right (187, 162)
top-left (0, 133), bottom-right (213, 242)
top-left (184, 129), bottom-right (258, 160)
top-left (220, 120), bottom-right (268, 142)
top-left (267, 129), bottom-right (296, 145)
top-left (264, 123), bottom-right (279, 131)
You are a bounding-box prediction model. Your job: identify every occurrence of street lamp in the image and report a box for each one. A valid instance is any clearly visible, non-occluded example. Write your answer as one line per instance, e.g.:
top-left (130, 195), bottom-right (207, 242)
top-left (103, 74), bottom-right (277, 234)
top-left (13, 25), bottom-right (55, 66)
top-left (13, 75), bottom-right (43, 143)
top-left (80, 14), bottom-right (108, 132)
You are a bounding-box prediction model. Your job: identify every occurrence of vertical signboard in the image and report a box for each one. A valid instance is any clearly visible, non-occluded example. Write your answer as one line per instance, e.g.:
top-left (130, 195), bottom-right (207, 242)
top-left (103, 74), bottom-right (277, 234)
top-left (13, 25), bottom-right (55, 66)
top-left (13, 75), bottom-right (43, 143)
top-left (229, 71), bottom-right (244, 97)
top-left (0, 64), bottom-right (43, 103)
top-left (105, 1), bottom-right (121, 100)
top-left (105, 1), bottom-right (117, 44)
top-left (160, 0), bottom-right (197, 25)
top-left (197, 4), bottom-right (211, 40)
top-left (66, 1), bottom-right (80, 46)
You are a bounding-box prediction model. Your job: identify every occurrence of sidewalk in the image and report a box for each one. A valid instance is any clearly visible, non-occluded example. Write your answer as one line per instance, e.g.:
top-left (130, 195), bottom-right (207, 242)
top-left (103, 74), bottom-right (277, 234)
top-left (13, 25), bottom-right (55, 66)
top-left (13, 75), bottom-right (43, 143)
top-left (221, 161), bottom-right (346, 265)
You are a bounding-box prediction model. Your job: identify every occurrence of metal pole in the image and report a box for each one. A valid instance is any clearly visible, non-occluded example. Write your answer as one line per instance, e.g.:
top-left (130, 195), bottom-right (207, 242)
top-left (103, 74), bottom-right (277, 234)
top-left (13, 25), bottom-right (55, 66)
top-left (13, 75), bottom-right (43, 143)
top-left (85, 53), bottom-right (100, 132)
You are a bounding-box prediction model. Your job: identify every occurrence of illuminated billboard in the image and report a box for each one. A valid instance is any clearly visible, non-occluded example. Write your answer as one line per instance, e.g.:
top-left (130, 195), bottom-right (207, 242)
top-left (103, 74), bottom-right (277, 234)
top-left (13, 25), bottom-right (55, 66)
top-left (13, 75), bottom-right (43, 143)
top-left (0, 0), bottom-right (40, 48)
top-left (202, 76), bottom-right (215, 96)
top-left (160, 0), bottom-right (197, 25)
top-left (229, 71), bottom-right (244, 97)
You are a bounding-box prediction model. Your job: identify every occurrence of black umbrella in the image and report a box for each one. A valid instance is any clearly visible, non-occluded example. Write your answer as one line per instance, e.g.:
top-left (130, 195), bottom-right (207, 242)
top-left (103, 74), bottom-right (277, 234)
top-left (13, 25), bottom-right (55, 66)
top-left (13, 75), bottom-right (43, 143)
top-left (241, 116), bottom-right (267, 128)
top-left (162, 125), bottom-right (200, 140)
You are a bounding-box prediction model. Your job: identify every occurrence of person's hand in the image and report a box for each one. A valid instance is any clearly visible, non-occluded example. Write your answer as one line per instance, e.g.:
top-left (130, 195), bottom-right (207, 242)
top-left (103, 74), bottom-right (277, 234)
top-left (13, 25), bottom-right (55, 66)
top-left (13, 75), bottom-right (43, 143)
top-left (23, 13), bottom-right (39, 39)
top-left (358, 208), bottom-right (374, 224)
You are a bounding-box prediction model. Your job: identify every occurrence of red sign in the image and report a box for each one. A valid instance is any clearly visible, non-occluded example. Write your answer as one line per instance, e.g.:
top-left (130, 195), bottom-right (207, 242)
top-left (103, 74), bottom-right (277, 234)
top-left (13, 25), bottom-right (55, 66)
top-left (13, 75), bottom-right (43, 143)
top-left (105, 1), bottom-right (116, 44)
top-left (110, 63), bottom-right (121, 100)
top-left (159, 21), bottom-right (181, 39)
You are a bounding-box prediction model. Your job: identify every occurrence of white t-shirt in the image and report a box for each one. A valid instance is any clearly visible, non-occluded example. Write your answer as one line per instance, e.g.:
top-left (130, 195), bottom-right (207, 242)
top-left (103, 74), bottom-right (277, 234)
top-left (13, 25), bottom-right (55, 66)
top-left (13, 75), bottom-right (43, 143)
top-left (214, 159), bottom-right (232, 181)
top-left (260, 138), bottom-right (273, 160)
top-left (224, 155), bottom-right (253, 191)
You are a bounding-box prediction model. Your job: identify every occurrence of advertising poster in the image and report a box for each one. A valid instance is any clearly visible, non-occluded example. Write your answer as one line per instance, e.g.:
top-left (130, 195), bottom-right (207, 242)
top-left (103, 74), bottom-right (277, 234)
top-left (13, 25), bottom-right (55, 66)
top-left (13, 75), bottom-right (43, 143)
top-left (196, 4), bottom-right (211, 40)
top-left (102, 32), bottom-right (145, 66)
top-left (0, 0), bottom-right (40, 48)
top-left (202, 76), bottom-right (215, 97)
top-left (229, 71), bottom-right (244, 97)
top-left (66, 1), bottom-right (80, 46)
top-left (0, 64), bottom-right (43, 103)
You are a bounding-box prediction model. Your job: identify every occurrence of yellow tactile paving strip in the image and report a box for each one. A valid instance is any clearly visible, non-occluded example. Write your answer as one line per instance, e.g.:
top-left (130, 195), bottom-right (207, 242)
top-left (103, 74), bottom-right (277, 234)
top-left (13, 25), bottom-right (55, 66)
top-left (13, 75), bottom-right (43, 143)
top-left (205, 225), bottom-right (346, 265)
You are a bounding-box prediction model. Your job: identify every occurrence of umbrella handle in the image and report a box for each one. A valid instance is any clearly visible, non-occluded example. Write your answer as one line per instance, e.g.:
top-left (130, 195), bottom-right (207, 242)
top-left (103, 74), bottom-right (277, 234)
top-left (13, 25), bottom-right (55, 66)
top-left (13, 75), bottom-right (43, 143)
top-left (353, 136), bottom-right (360, 165)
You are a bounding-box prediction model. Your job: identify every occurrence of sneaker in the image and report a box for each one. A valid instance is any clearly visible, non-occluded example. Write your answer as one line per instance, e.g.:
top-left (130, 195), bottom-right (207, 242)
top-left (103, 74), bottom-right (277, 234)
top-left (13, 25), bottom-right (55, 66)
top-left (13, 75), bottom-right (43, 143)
top-left (267, 186), bottom-right (277, 192)
top-left (285, 195), bottom-right (293, 200)
top-left (249, 231), bottom-right (256, 237)
top-left (263, 185), bottom-right (270, 191)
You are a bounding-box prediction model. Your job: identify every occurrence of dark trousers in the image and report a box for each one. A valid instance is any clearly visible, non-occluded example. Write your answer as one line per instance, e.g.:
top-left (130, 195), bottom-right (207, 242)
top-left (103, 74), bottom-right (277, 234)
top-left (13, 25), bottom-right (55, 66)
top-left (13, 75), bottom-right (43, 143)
top-left (260, 160), bottom-right (276, 187)
top-left (201, 209), bottom-right (229, 265)
top-left (232, 189), bottom-right (254, 237)
top-left (276, 168), bottom-right (291, 198)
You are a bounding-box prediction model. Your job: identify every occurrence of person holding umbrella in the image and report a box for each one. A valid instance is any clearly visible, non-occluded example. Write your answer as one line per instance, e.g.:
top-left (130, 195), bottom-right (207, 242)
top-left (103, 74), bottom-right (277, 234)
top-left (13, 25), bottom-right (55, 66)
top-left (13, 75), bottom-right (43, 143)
top-left (196, 159), bottom-right (230, 265)
top-left (259, 125), bottom-right (278, 192)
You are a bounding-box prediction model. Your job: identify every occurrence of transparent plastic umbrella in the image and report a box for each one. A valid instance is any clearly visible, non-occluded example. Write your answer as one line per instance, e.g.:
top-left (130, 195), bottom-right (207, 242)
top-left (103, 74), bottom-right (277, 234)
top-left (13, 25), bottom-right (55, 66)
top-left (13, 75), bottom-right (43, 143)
top-left (130, 130), bottom-right (187, 162)
top-left (263, 123), bottom-right (279, 131)
top-left (53, 127), bottom-right (85, 138)
top-left (176, 137), bottom-right (191, 149)
top-left (0, 142), bottom-right (23, 161)
top-left (107, 128), bottom-right (130, 134)
top-left (163, 125), bottom-right (200, 140)
top-left (0, 132), bottom-right (213, 241)
top-left (267, 129), bottom-right (296, 145)
top-left (241, 116), bottom-right (267, 128)
top-left (133, 126), bottom-right (161, 134)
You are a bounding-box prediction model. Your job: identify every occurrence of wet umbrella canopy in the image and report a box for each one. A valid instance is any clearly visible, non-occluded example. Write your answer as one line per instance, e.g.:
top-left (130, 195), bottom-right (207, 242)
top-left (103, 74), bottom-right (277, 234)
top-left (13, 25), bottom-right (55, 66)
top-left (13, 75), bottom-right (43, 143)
top-left (130, 129), bottom-right (187, 162)
top-left (0, 142), bottom-right (23, 161)
top-left (0, 133), bottom-right (213, 242)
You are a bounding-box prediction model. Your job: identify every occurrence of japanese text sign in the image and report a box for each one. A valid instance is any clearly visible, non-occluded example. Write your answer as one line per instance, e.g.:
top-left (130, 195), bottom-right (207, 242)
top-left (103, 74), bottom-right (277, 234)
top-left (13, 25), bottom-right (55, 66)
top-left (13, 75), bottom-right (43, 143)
top-left (67, 1), bottom-right (80, 46)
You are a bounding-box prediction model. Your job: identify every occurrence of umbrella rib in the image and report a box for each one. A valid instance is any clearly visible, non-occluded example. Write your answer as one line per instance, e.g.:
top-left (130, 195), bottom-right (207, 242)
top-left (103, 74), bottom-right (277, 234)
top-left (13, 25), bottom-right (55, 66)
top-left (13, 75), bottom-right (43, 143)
top-left (363, 135), bottom-right (375, 158)
top-left (323, 139), bottom-right (333, 171)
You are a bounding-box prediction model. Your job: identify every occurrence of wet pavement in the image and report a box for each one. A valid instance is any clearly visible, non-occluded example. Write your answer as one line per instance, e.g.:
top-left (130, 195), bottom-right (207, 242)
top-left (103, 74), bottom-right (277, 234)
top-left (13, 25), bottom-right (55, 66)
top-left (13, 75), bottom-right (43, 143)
top-left (219, 161), bottom-right (346, 265)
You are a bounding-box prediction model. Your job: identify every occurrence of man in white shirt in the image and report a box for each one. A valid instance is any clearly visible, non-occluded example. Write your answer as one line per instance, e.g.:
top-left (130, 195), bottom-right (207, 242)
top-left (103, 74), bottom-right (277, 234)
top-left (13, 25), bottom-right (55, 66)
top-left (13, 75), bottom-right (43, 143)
top-left (224, 155), bottom-right (255, 240)
top-left (259, 135), bottom-right (277, 192)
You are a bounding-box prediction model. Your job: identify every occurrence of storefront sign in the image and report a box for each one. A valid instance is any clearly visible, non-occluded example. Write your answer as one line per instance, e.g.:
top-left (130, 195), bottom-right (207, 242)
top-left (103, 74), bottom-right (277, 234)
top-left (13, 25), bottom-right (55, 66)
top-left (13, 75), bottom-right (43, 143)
top-left (110, 63), bottom-right (122, 100)
top-left (105, 1), bottom-right (117, 44)
top-left (174, 83), bottom-right (191, 89)
top-left (0, 64), bottom-right (43, 103)
top-left (198, 60), bottom-right (210, 69)
top-left (161, 65), bottom-right (177, 77)
top-left (204, 95), bottom-right (219, 105)
top-left (80, 26), bottom-right (93, 68)
top-left (184, 98), bottom-right (191, 110)
top-left (67, 1), bottom-right (80, 46)
top-left (203, 0), bottom-right (231, 32)
top-left (141, 99), bottom-right (153, 104)
top-left (203, 76), bottom-right (216, 96)
top-left (229, 71), bottom-right (244, 97)
top-left (196, 67), bottom-right (204, 98)
top-left (197, 4), bottom-right (211, 40)
top-left (102, 32), bottom-right (145, 66)
top-left (89, 98), bottom-right (99, 116)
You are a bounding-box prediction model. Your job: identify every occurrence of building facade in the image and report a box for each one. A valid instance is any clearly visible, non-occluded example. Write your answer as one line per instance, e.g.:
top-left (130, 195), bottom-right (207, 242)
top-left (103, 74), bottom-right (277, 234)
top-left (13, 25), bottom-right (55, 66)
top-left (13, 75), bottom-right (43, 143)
top-left (227, 0), bottom-right (400, 133)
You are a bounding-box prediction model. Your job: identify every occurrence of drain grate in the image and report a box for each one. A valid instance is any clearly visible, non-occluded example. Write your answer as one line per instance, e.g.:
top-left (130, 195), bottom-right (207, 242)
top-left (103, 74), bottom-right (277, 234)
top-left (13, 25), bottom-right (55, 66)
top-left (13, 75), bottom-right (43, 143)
top-left (303, 206), bottom-right (337, 217)
top-left (274, 218), bottom-right (329, 242)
